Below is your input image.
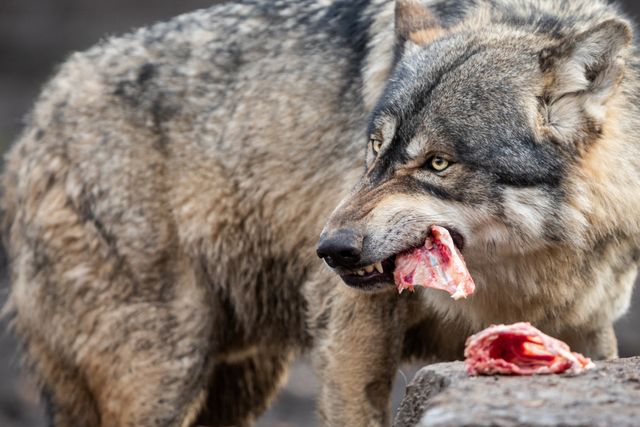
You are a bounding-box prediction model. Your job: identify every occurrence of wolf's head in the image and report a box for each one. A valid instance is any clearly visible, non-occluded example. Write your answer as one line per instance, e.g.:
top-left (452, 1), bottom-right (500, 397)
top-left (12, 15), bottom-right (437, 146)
top-left (317, 0), bottom-right (633, 290)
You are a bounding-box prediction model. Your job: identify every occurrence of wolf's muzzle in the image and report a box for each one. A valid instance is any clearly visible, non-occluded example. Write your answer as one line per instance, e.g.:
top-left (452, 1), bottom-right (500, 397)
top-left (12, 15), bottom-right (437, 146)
top-left (316, 228), bottom-right (363, 268)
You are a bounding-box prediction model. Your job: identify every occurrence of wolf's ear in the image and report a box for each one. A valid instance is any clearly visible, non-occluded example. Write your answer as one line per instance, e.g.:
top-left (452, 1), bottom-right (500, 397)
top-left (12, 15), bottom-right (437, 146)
top-left (539, 19), bottom-right (632, 144)
top-left (395, 0), bottom-right (444, 46)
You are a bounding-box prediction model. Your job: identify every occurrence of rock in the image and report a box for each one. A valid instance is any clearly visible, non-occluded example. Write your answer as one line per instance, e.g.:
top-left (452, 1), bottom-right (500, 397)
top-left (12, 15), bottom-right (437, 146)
top-left (394, 357), bottom-right (640, 427)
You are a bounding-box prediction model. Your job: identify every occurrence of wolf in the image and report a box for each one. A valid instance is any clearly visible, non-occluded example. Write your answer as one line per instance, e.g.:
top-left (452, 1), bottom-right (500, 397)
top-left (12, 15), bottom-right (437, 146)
top-left (2, 0), bottom-right (639, 426)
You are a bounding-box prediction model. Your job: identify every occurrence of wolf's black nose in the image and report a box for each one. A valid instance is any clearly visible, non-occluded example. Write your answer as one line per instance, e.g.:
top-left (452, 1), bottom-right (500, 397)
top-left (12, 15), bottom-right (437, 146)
top-left (316, 229), bottom-right (362, 267)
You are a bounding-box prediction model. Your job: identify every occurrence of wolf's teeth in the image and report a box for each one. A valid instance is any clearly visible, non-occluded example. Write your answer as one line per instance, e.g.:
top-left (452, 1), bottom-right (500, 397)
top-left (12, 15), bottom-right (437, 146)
top-left (357, 270), bottom-right (365, 276)
top-left (364, 265), bottom-right (374, 274)
top-left (374, 262), bottom-right (384, 274)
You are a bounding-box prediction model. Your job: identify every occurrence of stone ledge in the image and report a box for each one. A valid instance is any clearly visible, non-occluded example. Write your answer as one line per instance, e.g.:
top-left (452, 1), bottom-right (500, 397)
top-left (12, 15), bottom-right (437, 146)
top-left (394, 357), bottom-right (640, 427)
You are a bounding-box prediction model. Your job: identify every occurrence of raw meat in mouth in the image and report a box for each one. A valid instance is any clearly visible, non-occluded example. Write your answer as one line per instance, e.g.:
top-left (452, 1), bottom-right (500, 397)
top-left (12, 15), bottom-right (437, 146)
top-left (464, 322), bottom-right (595, 376)
top-left (393, 225), bottom-right (475, 299)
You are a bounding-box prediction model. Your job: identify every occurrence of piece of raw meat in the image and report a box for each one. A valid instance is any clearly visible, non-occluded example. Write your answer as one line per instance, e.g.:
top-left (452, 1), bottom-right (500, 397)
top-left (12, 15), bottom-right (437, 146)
top-left (465, 322), bottom-right (595, 376)
top-left (393, 225), bottom-right (475, 299)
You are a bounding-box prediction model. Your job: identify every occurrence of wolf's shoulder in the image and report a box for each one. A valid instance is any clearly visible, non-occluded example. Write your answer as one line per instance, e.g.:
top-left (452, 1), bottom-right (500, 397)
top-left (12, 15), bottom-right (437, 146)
top-left (18, 0), bottom-right (383, 143)
top-left (54, 0), bottom-right (381, 77)
top-left (30, 0), bottom-right (383, 118)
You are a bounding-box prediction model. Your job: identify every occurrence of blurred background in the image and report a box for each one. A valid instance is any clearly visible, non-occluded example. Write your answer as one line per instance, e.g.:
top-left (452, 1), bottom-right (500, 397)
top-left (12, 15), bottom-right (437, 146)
top-left (0, 1), bottom-right (639, 426)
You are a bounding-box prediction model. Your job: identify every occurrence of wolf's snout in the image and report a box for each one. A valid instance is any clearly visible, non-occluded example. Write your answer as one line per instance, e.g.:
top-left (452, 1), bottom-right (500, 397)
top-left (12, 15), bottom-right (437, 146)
top-left (316, 229), bottom-right (363, 267)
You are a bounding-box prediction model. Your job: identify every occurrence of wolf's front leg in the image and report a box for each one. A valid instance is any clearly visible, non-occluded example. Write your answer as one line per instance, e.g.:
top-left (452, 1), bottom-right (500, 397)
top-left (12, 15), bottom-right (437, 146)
top-left (561, 322), bottom-right (619, 360)
top-left (313, 286), bottom-right (406, 427)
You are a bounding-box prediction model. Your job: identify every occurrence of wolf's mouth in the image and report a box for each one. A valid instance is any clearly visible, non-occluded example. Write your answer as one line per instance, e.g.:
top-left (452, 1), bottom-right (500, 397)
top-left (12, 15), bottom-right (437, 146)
top-left (339, 257), bottom-right (396, 289)
top-left (337, 228), bottom-right (465, 291)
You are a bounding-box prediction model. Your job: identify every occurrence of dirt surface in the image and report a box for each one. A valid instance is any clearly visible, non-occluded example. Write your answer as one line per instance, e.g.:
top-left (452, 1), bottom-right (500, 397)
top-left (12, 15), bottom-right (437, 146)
top-left (395, 357), bottom-right (640, 427)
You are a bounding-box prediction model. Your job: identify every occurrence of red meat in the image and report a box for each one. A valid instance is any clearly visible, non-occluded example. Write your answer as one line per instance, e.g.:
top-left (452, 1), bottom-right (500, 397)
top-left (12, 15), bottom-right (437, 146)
top-left (465, 322), bottom-right (595, 376)
top-left (394, 225), bottom-right (475, 299)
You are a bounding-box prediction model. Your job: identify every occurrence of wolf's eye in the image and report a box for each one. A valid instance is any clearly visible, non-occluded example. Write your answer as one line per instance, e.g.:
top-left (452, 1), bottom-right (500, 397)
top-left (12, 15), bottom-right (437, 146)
top-left (370, 138), bottom-right (382, 155)
top-left (429, 156), bottom-right (450, 172)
